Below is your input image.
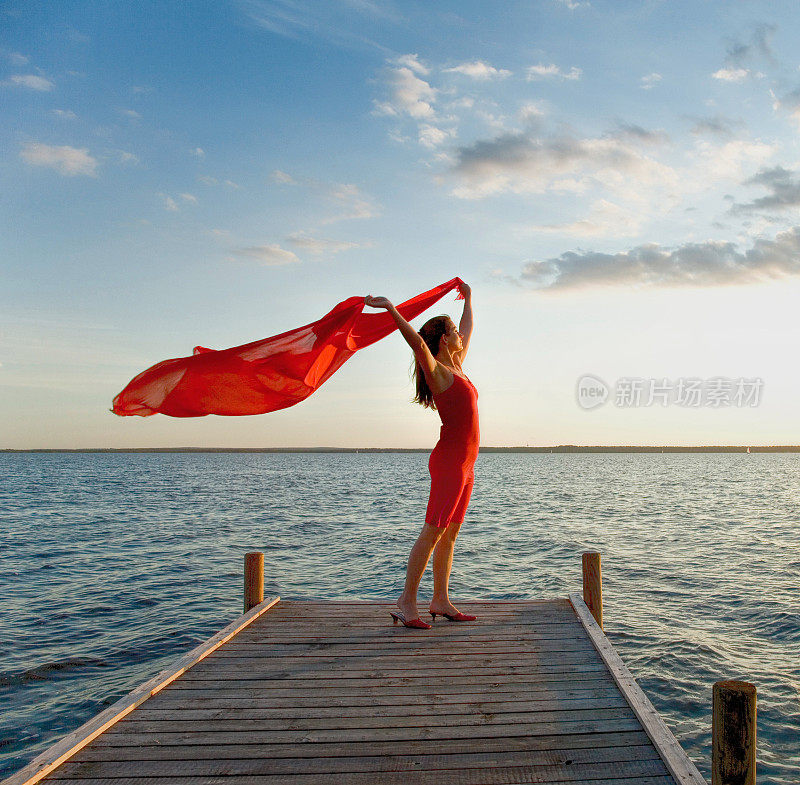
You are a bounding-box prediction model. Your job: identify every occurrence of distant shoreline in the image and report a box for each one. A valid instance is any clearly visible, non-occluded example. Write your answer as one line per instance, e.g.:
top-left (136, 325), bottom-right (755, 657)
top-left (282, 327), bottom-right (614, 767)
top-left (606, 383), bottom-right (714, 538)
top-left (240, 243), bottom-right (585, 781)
top-left (2, 446), bottom-right (799, 454)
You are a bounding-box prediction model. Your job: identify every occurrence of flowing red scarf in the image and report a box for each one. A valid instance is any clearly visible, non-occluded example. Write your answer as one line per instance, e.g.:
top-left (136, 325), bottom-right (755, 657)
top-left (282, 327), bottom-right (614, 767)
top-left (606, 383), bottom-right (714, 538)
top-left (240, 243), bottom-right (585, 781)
top-left (112, 277), bottom-right (465, 417)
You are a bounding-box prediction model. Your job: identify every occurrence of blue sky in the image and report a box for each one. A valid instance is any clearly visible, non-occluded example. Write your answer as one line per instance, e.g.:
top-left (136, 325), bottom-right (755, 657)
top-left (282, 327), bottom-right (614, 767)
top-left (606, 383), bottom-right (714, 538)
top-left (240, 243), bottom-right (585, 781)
top-left (3, 0), bottom-right (800, 448)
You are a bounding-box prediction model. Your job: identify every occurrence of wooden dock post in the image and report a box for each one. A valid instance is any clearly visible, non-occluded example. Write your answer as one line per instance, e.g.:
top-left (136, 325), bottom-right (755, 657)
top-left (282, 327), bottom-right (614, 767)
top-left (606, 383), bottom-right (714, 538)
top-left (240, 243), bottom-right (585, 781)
top-left (582, 551), bottom-right (602, 629)
top-left (713, 680), bottom-right (756, 785)
top-left (243, 551), bottom-right (264, 612)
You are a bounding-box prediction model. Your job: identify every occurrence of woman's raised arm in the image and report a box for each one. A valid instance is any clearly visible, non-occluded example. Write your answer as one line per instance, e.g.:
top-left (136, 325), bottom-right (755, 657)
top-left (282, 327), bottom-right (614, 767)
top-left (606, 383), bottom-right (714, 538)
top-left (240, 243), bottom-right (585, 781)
top-left (364, 295), bottom-right (437, 376)
top-left (457, 282), bottom-right (472, 362)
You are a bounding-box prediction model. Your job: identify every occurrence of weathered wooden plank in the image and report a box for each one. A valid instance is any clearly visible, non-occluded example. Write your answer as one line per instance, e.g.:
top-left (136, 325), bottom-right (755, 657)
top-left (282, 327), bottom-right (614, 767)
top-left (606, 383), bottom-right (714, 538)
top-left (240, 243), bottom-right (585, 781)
top-left (164, 666), bottom-right (612, 690)
top-left (246, 612), bottom-right (579, 626)
top-left (227, 626), bottom-right (589, 642)
top-left (178, 653), bottom-right (603, 679)
top-left (250, 604), bottom-right (575, 620)
top-left (205, 640), bottom-right (596, 657)
top-left (158, 674), bottom-right (619, 710)
top-left (56, 743), bottom-right (662, 778)
top-left (194, 647), bottom-right (597, 664)
top-left (89, 716), bottom-right (647, 746)
top-left (46, 777), bottom-right (677, 785)
top-left (45, 758), bottom-right (670, 784)
top-left (71, 729), bottom-right (654, 762)
top-left (569, 593), bottom-right (705, 785)
top-left (257, 599), bottom-right (572, 608)
top-left (132, 685), bottom-right (627, 713)
top-left (4, 596), bottom-right (282, 785)
top-left (106, 705), bottom-right (637, 734)
top-left (122, 697), bottom-right (630, 723)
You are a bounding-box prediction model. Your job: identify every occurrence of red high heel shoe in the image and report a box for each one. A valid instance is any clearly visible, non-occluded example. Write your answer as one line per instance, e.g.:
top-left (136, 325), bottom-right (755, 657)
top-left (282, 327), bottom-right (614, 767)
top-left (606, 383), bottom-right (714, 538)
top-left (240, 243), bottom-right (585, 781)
top-left (429, 610), bottom-right (477, 622)
top-left (390, 611), bottom-right (431, 629)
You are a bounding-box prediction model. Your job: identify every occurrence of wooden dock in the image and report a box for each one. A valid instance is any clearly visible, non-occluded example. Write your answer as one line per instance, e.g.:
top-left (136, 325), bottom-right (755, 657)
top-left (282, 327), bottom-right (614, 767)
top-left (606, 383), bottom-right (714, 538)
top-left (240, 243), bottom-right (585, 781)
top-left (5, 589), bottom-right (709, 785)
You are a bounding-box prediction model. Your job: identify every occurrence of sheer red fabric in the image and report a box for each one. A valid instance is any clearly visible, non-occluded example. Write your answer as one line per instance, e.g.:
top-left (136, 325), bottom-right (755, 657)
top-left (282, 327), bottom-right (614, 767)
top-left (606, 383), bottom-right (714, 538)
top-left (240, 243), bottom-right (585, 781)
top-left (112, 277), bottom-right (466, 418)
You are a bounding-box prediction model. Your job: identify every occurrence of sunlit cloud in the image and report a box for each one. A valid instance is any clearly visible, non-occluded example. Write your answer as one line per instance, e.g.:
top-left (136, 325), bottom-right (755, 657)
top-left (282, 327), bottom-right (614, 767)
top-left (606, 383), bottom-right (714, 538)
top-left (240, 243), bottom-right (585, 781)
top-left (444, 61), bottom-right (511, 80)
top-left (395, 53), bottom-right (428, 75)
top-left (287, 233), bottom-right (364, 255)
top-left (52, 109), bottom-right (78, 120)
top-left (271, 169), bottom-right (297, 184)
top-left (418, 124), bottom-right (455, 149)
top-left (4, 73), bottom-right (54, 91)
top-left (640, 73), bottom-right (662, 90)
top-left (450, 128), bottom-right (675, 199)
top-left (323, 183), bottom-right (379, 223)
top-left (4, 50), bottom-right (29, 66)
top-left (160, 194), bottom-right (179, 211)
top-left (373, 60), bottom-right (437, 119)
top-left (20, 142), bottom-right (98, 176)
top-left (529, 199), bottom-right (642, 238)
top-left (712, 68), bottom-right (749, 82)
top-left (516, 227), bottom-right (800, 291)
top-left (233, 244), bottom-right (300, 265)
top-left (526, 63), bottom-right (581, 81)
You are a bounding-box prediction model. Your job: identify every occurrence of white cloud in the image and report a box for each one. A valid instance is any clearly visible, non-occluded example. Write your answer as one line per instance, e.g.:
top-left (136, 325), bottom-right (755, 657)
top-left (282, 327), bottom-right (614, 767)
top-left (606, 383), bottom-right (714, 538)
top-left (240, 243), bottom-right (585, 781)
top-left (517, 226), bottom-right (800, 291)
top-left (4, 74), bottom-right (54, 91)
top-left (118, 151), bottom-right (139, 165)
top-left (418, 124), bottom-right (455, 149)
top-left (271, 170), bottom-right (297, 184)
top-left (712, 68), bottom-right (749, 82)
top-left (234, 245), bottom-right (300, 266)
top-left (161, 195), bottom-right (179, 212)
top-left (192, 147), bottom-right (206, 158)
top-left (52, 109), bottom-right (78, 120)
top-left (119, 108), bottom-right (141, 119)
top-left (450, 129), bottom-right (676, 199)
top-left (640, 72), bottom-right (662, 89)
top-left (180, 193), bottom-right (198, 204)
top-left (324, 183), bottom-right (379, 222)
top-left (287, 233), bottom-right (362, 255)
top-left (199, 175), bottom-right (219, 185)
top-left (530, 199), bottom-right (642, 237)
top-left (691, 138), bottom-right (775, 182)
top-left (443, 61), bottom-right (511, 80)
top-left (6, 51), bottom-right (29, 66)
top-left (526, 64), bottom-right (582, 81)
top-left (20, 142), bottom-right (98, 176)
top-left (394, 53), bottom-right (429, 76)
top-left (374, 64), bottom-right (436, 119)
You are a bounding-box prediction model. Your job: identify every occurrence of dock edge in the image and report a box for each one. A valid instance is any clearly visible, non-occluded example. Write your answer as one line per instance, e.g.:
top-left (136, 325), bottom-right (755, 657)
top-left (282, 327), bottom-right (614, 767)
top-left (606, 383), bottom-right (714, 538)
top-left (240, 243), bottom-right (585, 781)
top-left (569, 592), bottom-right (708, 785)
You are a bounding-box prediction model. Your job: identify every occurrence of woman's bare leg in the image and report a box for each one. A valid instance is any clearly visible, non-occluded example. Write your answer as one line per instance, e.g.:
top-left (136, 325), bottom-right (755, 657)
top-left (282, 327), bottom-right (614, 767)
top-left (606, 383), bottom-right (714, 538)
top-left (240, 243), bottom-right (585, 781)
top-left (396, 523), bottom-right (446, 620)
top-left (430, 520), bottom-right (463, 615)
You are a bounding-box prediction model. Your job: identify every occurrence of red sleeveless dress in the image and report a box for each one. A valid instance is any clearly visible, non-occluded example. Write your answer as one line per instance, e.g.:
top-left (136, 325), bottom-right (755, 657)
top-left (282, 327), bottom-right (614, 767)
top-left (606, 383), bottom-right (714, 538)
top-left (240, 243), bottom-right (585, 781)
top-left (425, 372), bottom-right (480, 527)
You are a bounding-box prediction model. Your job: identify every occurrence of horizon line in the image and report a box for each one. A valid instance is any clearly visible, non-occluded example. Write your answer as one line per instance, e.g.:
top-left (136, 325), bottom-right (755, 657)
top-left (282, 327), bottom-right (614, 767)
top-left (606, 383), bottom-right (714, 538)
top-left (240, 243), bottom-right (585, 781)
top-left (2, 445), bottom-right (798, 454)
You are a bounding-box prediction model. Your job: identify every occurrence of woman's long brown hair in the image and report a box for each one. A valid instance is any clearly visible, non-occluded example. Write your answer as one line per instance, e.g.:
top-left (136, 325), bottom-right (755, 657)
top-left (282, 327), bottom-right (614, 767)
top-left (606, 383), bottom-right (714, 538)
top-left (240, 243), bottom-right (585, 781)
top-left (410, 315), bottom-right (450, 409)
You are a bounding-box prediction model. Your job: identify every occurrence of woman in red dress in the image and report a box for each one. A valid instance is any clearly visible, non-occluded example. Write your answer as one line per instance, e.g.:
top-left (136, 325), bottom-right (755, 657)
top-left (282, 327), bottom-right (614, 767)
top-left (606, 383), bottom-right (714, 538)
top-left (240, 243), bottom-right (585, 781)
top-left (365, 283), bottom-right (479, 629)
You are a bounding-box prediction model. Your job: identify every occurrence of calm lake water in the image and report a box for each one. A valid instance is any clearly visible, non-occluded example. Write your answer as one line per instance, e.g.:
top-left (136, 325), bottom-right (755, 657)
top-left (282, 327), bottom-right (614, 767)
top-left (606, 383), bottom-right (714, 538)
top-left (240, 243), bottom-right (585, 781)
top-left (0, 452), bottom-right (798, 782)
